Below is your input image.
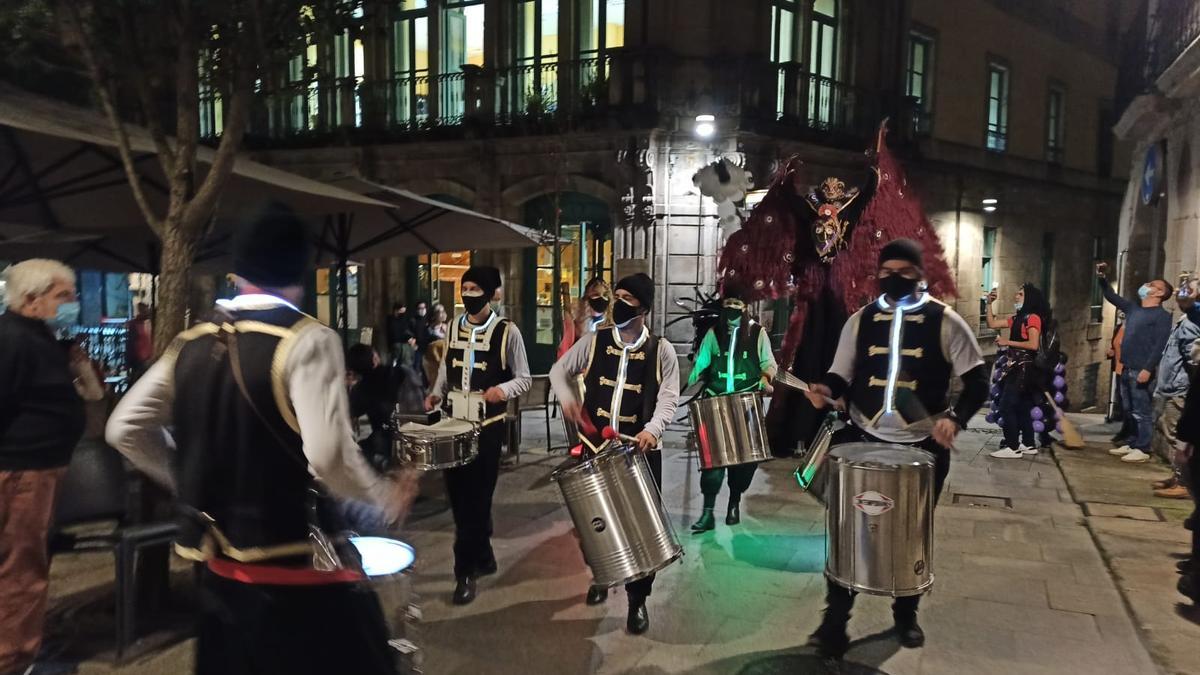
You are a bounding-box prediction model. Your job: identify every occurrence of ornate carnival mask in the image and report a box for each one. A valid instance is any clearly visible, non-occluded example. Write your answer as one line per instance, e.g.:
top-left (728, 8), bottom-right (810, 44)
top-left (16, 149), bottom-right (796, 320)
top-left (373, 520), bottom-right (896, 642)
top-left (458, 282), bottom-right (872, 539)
top-left (806, 177), bottom-right (861, 262)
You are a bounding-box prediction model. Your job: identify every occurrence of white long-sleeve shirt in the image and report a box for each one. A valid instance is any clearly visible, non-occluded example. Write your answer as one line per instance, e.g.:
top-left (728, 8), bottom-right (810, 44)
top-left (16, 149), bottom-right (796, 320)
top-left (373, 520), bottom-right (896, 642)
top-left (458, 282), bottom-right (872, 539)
top-left (550, 326), bottom-right (680, 442)
top-left (105, 295), bottom-right (398, 517)
top-left (429, 310), bottom-right (532, 401)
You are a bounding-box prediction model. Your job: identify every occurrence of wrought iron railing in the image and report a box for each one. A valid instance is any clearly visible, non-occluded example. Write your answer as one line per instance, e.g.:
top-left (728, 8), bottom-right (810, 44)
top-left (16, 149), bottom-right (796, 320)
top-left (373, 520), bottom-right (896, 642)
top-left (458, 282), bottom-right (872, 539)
top-left (769, 64), bottom-right (896, 142)
top-left (1149, 0), bottom-right (1200, 78)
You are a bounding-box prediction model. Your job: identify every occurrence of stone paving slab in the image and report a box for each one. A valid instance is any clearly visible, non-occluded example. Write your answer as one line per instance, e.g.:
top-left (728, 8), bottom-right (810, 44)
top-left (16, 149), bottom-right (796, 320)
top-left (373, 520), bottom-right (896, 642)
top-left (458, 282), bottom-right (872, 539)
top-left (46, 414), bottom-right (1161, 674)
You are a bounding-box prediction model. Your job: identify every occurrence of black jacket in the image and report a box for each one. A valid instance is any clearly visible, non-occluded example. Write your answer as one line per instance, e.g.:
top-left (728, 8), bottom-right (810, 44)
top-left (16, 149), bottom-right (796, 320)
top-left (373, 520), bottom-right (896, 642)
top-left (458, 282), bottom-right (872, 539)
top-left (387, 314), bottom-right (414, 345)
top-left (0, 312), bottom-right (85, 470)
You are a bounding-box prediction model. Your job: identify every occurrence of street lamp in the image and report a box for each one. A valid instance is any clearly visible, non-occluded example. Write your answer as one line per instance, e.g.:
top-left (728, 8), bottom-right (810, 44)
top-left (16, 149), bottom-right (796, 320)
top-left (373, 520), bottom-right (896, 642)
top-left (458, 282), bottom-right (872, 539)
top-left (694, 114), bottom-right (715, 138)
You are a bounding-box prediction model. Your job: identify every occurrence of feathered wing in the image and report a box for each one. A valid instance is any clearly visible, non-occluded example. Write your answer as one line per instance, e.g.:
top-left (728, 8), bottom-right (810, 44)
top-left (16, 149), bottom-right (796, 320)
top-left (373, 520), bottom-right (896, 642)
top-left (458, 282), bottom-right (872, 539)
top-left (716, 156), bottom-right (803, 302)
top-left (830, 128), bottom-right (957, 311)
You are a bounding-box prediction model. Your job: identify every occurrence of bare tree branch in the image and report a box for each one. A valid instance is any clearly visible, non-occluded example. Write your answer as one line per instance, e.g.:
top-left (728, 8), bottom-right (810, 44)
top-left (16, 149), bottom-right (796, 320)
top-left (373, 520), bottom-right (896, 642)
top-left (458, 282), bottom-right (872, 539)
top-left (62, 1), bottom-right (164, 236)
top-left (183, 36), bottom-right (253, 235)
top-left (116, 5), bottom-right (176, 176)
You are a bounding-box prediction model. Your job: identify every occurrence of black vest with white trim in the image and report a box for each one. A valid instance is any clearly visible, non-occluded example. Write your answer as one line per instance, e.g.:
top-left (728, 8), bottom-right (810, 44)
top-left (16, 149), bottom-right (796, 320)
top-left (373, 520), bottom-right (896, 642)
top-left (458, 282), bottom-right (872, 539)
top-left (701, 321), bottom-right (765, 395)
top-left (446, 311), bottom-right (513, 423)
top-left (169, 305), bottom-right (321, 563)
top-left (849, 295), bottom-right (952, 425)
top-left (580, 326), bottom-right (661, 451)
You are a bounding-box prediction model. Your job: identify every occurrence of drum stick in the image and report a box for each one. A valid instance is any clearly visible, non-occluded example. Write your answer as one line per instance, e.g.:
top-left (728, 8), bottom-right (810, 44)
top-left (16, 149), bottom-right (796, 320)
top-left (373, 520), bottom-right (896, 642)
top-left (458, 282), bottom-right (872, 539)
top-left (773, 371), bottom-right (839, 407)
top-left (577, 407), bottom-right (599, 437)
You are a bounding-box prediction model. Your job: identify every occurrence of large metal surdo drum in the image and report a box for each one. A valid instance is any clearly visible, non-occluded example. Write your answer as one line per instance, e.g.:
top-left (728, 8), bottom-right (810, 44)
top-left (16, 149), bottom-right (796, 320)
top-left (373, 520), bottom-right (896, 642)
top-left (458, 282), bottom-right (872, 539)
top-left (349, 537), bottom-right (421, 673)
top-left (688, 391), bottom-right (771, 470)
top-left (825, 443), bottom-right (935, 597)
top-left (551, 444), bottom-right (683, 587)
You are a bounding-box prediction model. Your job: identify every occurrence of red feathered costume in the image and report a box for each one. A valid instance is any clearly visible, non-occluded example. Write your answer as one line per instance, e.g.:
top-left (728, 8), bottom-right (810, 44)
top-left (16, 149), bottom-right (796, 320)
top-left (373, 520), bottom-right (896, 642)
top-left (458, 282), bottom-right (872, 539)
top-left (718, 123), bottom-right (957, 454)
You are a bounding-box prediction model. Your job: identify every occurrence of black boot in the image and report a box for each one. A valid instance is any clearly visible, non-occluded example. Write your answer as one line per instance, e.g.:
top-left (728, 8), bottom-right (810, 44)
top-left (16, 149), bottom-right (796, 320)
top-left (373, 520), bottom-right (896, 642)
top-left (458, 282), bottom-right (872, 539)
top-left (452, 576), bottom-right (477, 605)
top-left (477, 557), bottom-right (498, 577)
top-left (1180, 575), bottom-right (1200, 604)
top-left (895, 616), bottom-right (925, 648)
top-left (586, 585), bottom-right (609, 605)
top-left (691, 508), bottom-right (716, 533)
top-left (627, 600), bottom-right (650, 635)
top-left (726, 497), bottom-right (741, 526)
top-left (806, 619), bottom-right (850, 660)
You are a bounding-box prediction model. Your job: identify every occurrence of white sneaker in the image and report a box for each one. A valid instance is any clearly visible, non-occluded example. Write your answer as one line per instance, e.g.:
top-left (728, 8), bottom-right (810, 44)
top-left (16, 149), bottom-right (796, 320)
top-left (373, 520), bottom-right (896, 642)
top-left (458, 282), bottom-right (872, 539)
top-left (1109, 445), bottom-right (1133, 456)
top-left (990, 448), bottom-right (1025, 459)
top-left (1019, 444), bottom-right (1038, 455)
top-left (1121, 449), bottom-right (1151, 463)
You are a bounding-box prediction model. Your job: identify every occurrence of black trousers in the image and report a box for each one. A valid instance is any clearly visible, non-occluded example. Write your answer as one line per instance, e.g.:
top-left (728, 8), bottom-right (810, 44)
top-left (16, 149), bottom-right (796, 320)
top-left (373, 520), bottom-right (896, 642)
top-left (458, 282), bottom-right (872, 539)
top-left (1191, 450), bottom-right (1200, 564)
top-left (821, 425), bottom-right (951, 624)
top-left (699, 463), bottom-right (757, 503)
top-left (624, 449), bottom-right (663, 605)
top-left (444, 423), bottom-right (504, 578)
top-left (195, 569), bottom-right (396, 675)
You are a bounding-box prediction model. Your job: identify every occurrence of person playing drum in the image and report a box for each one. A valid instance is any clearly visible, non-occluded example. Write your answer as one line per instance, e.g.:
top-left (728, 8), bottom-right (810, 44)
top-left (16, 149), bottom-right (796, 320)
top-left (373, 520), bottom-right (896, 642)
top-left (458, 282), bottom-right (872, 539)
top-left (425, 266), bottom-right (532, 606)
top-left (105, 202), bottom-right (419, 675)
top-left (685, 285), bottom-right (777, 533)
top-left (803, 239), bottom-right (989, 658)
top-left (550, 272), bottom-right (680, 635)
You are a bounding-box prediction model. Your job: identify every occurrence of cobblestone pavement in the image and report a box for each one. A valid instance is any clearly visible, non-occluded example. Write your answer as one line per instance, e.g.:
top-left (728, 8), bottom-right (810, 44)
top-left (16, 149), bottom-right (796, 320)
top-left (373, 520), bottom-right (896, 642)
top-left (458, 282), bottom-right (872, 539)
top-left (47, 412), bottom-right (1167, 674)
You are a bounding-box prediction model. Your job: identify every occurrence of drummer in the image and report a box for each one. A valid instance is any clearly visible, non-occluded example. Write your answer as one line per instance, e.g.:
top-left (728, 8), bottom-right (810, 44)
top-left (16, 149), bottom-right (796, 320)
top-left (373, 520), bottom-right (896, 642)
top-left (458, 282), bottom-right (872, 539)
top-left (550, 272), bottom-right (680, 635)
top-left (105, 202), bottom-right (418, 675)
top-left (685, 284), bottom-right (777, 532)
top-left (425, 266), bottom-right (531, 606)
top-left (803, 239), bottom-right (989, 658)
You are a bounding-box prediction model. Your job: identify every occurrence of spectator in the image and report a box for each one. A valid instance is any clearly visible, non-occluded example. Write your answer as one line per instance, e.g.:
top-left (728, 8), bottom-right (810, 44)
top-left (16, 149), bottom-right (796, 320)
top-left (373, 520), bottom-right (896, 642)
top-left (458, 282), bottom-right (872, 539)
top-left (387, 301), bottom-right (416, 369)
top-left (558, 277), bottom-right (612, 358)
top-left (346, 344), bottom-right (396, 470)
top-left (1096, 263), bottom-right (1174, 463)
top-left (1174, 284), bottom-right (1200, 604)
top-left (126, 301), bottom-right (154, 380)
top-left (0, 259), bottom-right (103, 675)
top-left (412, 300), bottom-right (432, 379)
top-left (423, 303), bottom-right (449, 387)
top-left (1108, 318), bottom-right (1133, 443)
top-left (1153, 279), bottom-right (1200, 499)
top-left (986, 284), bottom-right (1051, 458)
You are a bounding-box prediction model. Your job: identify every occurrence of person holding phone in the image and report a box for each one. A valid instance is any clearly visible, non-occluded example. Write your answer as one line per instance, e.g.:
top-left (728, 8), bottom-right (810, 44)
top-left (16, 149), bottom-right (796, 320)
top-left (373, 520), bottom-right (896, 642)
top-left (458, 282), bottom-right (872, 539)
top-left (1095, 262), bottom-right (1174, 463)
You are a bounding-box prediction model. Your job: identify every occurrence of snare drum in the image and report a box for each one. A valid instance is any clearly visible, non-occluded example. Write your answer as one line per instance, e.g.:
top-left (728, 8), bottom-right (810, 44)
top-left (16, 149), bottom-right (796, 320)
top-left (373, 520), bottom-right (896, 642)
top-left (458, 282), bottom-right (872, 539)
top-left (393, 418), bottom-right (480, 470)
top-left (349, 537), bottom-right (420, 672)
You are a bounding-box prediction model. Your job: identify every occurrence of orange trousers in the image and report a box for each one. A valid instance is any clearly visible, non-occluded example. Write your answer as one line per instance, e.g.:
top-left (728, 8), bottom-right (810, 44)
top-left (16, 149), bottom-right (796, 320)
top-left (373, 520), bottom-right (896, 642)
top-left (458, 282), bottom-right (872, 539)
top-left (0, 468), bottom-right (65, 674)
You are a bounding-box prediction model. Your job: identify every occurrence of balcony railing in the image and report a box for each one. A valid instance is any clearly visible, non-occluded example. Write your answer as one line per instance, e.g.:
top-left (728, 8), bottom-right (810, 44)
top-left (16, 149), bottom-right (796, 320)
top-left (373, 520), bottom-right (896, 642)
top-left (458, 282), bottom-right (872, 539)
top-left (1149, 0), bottom-right (1200, 78)
top-left (763, 64), bottom-right (908, 145)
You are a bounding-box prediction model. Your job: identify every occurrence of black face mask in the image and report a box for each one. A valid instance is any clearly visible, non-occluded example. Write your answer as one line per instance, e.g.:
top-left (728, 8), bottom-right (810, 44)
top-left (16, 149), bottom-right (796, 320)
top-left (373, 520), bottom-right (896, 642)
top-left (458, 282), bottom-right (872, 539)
top-left (612, 298), bottom-right (641, 327)
top-left (880, 274), bottom-right (920, 300)
top-left (587, 296), bottom-right (609, 314)
top-left (462, 293), bottom-right (489, 316)
top-left (722, 308), bottom-right (743, 325)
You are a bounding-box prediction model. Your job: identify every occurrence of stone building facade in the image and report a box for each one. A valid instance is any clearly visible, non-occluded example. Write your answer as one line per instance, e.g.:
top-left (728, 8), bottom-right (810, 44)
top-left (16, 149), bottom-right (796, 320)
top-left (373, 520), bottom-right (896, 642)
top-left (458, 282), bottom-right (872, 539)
top-left (241, 0), bottom-right (1132, 407)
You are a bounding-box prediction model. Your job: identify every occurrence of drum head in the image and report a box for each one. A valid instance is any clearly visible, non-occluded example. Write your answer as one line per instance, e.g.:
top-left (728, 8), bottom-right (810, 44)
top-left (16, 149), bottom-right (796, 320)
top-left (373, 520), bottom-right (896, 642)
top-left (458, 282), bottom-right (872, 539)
top-left (829, 442), bottom-right (934, 468)
top-left (349, 537), bottom-right (416, 577)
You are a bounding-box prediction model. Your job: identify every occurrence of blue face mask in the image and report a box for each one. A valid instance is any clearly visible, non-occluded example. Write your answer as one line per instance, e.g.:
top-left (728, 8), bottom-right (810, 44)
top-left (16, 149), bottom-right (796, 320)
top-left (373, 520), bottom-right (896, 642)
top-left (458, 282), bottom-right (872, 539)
top-left (1138, 284), bottom-right (1152, 300)
top-left (1013, 302), bottom-right (1023, 312)
top-left (51, 301), bottom-right (81, 329)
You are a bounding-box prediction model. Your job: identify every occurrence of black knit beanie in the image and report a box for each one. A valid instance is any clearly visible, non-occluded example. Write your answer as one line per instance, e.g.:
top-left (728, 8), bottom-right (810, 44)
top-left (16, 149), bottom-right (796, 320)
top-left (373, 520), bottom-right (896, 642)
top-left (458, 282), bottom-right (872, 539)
top-left (461, 266), bottom-right (502, 297)
top-left (615, 273), bottom-right (654, 310)
top-left (878, 238), bottom-right (924, 269)
top-left (233, 201), bottom-right (312, 288)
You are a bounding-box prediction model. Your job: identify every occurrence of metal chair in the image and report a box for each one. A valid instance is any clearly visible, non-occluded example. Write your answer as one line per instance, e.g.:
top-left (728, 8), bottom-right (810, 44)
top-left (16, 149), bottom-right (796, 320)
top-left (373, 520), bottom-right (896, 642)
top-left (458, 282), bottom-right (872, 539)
top-left (49, 439), bottom-right (179, 662)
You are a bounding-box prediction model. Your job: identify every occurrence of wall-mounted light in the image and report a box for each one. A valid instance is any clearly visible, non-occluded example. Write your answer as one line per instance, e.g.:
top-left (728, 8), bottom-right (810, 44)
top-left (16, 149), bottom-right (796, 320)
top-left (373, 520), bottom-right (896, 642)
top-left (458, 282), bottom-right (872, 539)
top-left (695, 114), bottom-right (716, 138)
top-left (981, 198), bottom-right (998, 205)
top-left (983, 206), bottom-right (997, 213)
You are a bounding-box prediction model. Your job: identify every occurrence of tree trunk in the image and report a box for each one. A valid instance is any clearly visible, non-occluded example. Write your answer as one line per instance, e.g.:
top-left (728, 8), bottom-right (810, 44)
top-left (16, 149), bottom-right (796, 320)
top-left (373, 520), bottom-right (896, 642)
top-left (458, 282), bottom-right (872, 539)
top-left (153, 223), bottom-right (202, 357)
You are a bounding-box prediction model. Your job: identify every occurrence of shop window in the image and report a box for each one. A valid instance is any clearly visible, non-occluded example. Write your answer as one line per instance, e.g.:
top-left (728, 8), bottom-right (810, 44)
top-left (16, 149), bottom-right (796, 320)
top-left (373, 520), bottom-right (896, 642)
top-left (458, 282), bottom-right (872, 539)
top-left (315, 265), bottom-right (360, 330)
top-left (1090, 236), bottom-right (1104, 323)
top-left (419, 251), bottom-right (472, 314)
top-left (980, 226), bottom-right (996, 332)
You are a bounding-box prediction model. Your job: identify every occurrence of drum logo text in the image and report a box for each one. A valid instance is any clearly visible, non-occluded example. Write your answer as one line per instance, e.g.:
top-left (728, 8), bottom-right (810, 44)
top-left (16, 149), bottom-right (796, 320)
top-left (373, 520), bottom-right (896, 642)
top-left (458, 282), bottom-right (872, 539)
top-left (590, 517), bottom-right (607, 533)
top-left (853, 491), bottom-right (894, 516)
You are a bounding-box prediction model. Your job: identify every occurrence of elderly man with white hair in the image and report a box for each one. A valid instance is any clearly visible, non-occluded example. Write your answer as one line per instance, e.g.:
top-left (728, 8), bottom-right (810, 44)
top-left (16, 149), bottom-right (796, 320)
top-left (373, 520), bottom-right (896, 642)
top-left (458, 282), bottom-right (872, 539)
top-left (0, 259), bottom-right (103, 675)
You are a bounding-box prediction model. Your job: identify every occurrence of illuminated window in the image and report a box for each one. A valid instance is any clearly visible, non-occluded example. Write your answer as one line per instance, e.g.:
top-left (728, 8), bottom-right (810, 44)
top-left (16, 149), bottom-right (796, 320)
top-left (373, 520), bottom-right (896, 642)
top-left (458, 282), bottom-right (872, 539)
top-left (316, 266), bottom-right (361, 330)
top-left (1090, 236), bottom-right (1103, 323)
top-left (980, 226), bottom-right (997, 331)
top-left (393, 2), bottom-right (431, 125)
top-left (770, 0), bottom-right (796, 118)
top-left (808, 0), bottom-right (838, 126)
top-left (906, 30), bottom-right (935, 134)
top-left (578, 0), bottom-right (624, 84)
top-left (515, 0), bottom-right (559, 114)
top-left (441, 0), bottom-right (484, 121)
top-left (986, 60), bottom-right (1010, 152)
top-left (419, 251), bottom-right (472, 314)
